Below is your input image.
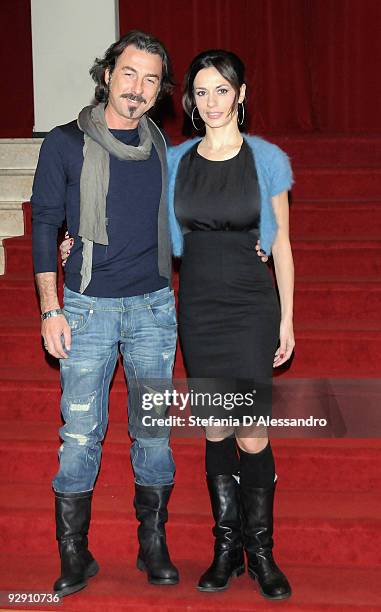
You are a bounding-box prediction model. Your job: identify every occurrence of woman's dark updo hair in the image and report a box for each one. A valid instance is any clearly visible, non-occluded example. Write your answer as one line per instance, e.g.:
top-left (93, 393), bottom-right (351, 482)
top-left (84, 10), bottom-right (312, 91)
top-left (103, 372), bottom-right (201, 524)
top-left (90, 30), bottom-right (175, 103)
top-left (182, 49), bottom-right (246, 117)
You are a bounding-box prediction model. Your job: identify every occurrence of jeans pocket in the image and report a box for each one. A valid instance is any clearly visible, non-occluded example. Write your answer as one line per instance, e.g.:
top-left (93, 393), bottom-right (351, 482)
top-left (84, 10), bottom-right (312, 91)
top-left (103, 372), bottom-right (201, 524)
top-left (148, 291), bottom-right (177, 329)
top-left (63, 286), bottom-right (95, 335)
top-left (63, 303), bottom-right (94, 335)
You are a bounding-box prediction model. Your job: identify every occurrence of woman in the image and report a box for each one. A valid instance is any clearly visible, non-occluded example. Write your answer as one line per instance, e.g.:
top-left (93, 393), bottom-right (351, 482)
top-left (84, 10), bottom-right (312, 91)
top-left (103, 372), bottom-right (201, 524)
top-left (167, 49), bottom-right (294, 600)
top-left (61, 49), bottom-right (294, 600)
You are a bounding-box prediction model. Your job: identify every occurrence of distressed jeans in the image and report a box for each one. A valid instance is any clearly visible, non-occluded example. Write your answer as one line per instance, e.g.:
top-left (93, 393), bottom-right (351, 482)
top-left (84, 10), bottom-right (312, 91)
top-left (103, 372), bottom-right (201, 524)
top-left (52, 285), bottom-right (177, 493)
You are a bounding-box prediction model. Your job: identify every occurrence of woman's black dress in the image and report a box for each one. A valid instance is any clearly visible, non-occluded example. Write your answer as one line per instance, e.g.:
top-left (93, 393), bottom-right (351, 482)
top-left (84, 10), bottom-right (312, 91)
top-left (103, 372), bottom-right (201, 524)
top-left (175, 141), bottom-right (280, 419)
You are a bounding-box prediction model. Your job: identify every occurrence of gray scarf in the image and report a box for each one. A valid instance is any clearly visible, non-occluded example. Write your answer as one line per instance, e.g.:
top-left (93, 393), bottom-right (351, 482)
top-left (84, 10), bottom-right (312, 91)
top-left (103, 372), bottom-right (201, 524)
top-left (77, 103), bottom-right (153, 293)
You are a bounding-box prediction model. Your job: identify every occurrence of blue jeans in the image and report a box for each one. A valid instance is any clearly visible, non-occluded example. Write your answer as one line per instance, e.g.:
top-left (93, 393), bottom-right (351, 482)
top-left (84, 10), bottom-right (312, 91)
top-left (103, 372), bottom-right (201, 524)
top-left (52, 285), bottom-right (177, 493)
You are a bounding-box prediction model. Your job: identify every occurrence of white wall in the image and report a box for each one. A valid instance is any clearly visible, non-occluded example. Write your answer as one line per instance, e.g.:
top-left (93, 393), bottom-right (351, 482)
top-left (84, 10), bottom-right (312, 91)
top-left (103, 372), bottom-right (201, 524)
top-left (31, 0), bottom-right (119, 133)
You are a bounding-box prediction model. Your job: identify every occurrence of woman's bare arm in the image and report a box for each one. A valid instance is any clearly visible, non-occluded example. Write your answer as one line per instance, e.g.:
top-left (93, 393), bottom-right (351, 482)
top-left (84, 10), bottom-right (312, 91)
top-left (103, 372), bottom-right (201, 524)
top-left (271, 190), bottom-right (295, 367)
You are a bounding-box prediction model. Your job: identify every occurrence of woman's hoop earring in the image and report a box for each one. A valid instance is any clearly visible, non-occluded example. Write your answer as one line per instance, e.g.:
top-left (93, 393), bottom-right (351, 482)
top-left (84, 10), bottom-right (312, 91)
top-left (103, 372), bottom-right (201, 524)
top-left (238, 102), bottom-right (245, 126)
top-left (191, 107), bottom-right (204, 131)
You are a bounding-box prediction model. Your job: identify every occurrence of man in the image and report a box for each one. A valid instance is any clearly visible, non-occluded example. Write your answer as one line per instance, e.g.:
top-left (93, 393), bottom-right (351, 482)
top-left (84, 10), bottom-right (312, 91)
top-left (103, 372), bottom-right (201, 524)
top-left (31, 30), bottom-right (179, 597)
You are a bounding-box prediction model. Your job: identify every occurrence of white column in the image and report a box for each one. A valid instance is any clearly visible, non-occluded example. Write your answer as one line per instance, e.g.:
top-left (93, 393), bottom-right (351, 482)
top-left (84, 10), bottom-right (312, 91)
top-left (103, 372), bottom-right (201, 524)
top-left (31, 0), bottom-right (119, 133)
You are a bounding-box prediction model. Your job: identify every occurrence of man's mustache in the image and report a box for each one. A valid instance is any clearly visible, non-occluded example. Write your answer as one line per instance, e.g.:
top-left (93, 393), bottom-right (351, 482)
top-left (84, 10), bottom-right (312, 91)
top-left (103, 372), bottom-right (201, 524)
top-left (120, 93), bottom-right (147, 104)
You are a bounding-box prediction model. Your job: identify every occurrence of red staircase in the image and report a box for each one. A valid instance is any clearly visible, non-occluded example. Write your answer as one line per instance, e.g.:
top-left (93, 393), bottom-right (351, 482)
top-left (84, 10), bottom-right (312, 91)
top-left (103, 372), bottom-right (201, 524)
top-left (0, 136), bottom-right (380, 610)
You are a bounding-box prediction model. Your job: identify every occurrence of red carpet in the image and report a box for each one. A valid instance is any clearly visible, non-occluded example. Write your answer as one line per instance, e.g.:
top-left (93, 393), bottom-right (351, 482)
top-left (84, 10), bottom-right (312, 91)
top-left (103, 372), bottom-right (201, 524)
top-left (0, 135), bottom-right (380, 610)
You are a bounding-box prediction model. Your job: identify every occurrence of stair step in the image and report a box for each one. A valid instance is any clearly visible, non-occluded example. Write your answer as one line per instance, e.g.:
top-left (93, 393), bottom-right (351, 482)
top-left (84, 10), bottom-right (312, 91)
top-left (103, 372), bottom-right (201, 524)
top-left (1, 322), bottom-right (380, 376)
top-left (294, 281), bottom-right (381, 321)
top-left (3, 234), bottom-right (381, 279)
top-left (292, 168), bottom-right (381, 199)
top-left (1, 234), bottom-right (61, 275)
top-left (1, 555), bottom-right (380, 611)
top-left (290, 201), bottom-right (381, 239)
top-left (292, 240), bottom-right (381, 278)
top-left (0, 139), bottom-right (42, 169)
top-left (1, 278), bottom-right (380, 321)
top-left (286, 328), bottom-right (381, 376)
top-left (1, 484), bottom-right (380, 567)
top-left (20, 200), bottom-right (381, 241)
top-left (0, 370), bottom-right (380, 438)
top-left (3, 481), bottom-right (381, 520)
top-left (0, 201), bottom-right (24, 239)
top-left (0, 171), bottom-right (34, 202)
top-left (0, 423), bottom-right (380, 491)
top-left (0, 370), bottom-right (380, 439)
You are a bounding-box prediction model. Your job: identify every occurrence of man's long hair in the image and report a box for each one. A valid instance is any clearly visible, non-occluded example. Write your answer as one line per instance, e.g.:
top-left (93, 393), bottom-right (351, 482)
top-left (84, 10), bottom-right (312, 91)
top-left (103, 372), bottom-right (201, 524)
top-left (90, 30), bottom-right (175, 103)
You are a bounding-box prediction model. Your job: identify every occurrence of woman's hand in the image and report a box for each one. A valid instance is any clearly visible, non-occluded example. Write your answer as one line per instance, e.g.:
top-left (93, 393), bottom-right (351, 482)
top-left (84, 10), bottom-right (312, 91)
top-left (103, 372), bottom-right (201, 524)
top-left (60, 231), bottom-right (73, 267)
top-left (255, 240), bottom-right (268, 262)
top-left (273, 318), bottom-right (295, 367)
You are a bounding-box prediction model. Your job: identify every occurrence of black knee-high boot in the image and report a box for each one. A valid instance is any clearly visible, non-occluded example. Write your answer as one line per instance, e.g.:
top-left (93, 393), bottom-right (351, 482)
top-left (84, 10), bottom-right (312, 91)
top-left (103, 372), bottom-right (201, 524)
top-left (198, 474), bottom-right (245, 591)
top-left (134, 483), bottom-right (179, 585)
top-left (53, 490), bottom-right (99, 597)
top-left (239, 444), bottom-right (291, 600)
top-left (198, 436), bottom-right (244, 591)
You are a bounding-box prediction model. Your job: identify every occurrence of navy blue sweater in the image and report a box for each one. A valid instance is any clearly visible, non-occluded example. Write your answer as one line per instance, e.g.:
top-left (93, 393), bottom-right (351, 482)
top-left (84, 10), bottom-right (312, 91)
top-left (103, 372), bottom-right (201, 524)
top-left (31, 121), bottom-right (167, 297)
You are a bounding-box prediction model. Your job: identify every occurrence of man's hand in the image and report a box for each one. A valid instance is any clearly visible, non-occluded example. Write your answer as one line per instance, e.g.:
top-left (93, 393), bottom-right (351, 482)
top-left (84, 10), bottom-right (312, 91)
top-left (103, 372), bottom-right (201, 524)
top-left (60, 231), bottom-right (73, 267)
top-left (255, 240), bottom-right (269, 263)
top-left (35, 271), bottom-right (68, 358)
top-left (42, 314), bottom-right (71, 359)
